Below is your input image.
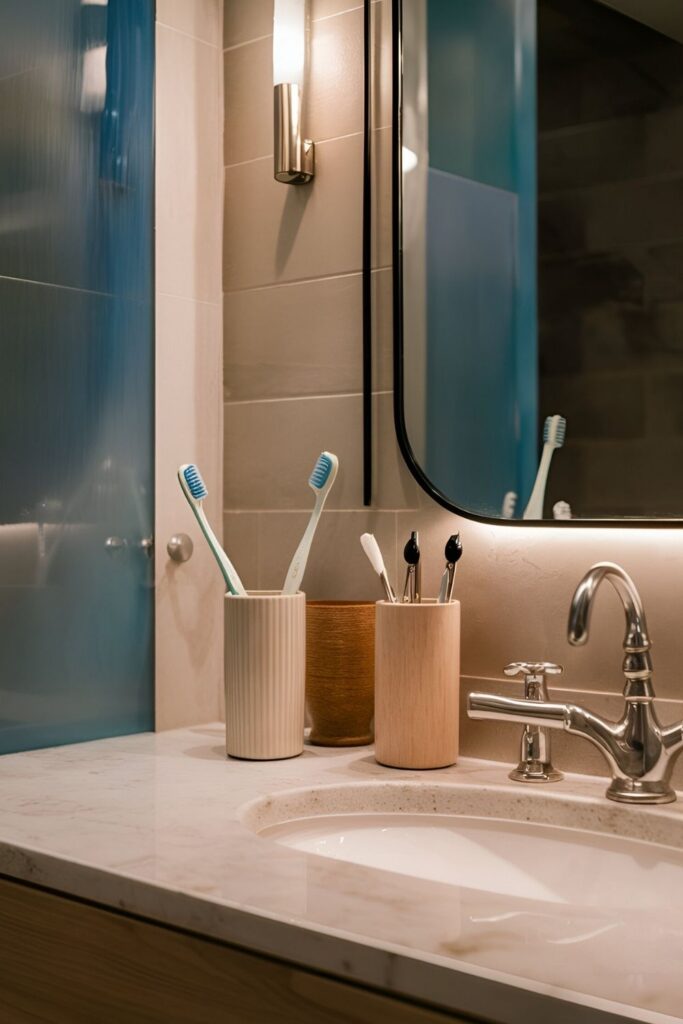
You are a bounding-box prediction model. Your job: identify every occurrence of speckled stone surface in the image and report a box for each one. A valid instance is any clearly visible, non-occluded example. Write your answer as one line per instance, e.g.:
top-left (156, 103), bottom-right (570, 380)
top-left (0, 725), bottom-right (682, 1024)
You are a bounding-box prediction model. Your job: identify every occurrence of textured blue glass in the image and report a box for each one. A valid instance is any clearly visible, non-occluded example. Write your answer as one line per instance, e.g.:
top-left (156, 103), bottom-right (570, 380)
top-left (0, 0), bottom-right (154, 752)
top-left (423, 0), bottom-right (537, 514)
top-left (426, 171), bottom-right (518, 516)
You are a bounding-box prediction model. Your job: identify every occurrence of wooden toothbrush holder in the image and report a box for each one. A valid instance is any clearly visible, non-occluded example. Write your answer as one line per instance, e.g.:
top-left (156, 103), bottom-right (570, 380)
top-left (306, 601), bottom-right (375, 746)
top-left (374, 599), bottom-right (460, 769)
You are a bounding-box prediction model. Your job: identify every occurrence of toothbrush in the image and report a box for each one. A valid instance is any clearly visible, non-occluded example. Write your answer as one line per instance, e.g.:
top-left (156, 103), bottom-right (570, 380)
top-left (523, 415), bottom-right (567, 520)
top-left (501, 491), bottom-right (517, 519)
top-left (282, 452), bottom-right (339, 595)
top-left (402, 531), bottom-right (421, 603)
top-left (438, 533), bottom-right (463, 603)
top-left (553, 500), bottom-right (572, 521)
top-left (360, 533), bottom-right (396, 603)
top-left (178, 463), bottom-right (247, 596)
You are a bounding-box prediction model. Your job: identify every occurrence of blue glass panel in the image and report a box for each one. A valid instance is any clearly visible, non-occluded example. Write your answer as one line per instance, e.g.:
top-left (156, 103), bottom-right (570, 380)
top-left (423, 0), bottom-right (537, 513)
top-left (425, 170), bottom-right (518, 516)
top-left (0, 0), bottom-right (154, 753)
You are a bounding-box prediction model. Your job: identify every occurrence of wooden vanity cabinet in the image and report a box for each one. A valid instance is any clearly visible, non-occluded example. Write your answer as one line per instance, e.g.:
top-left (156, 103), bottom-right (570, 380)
top-left (0, 876), bottom-right (473, 1023)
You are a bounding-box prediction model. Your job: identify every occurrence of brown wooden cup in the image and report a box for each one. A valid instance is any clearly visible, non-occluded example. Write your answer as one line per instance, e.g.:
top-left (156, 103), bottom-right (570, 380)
top-left (306, 601), bottom-right (375, 746)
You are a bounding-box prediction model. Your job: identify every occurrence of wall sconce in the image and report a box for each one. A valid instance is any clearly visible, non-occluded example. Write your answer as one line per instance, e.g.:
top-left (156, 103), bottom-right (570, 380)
top-left (273, 0), bottom-right (314, 184)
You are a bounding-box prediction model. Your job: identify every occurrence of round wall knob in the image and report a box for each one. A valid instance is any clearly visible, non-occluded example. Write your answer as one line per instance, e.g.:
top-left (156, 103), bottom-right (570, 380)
top-left (105, 536), bottom-right (127, 555)
top-left (167, 533), bottom-right (193, 563)
top-left (140, 536), bottom-right (154, 559)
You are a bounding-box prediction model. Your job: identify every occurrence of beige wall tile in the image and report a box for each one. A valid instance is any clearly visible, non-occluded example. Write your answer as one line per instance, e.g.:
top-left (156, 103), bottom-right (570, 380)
top-left (223, 511), bottom-right (260, 591)
top-left (224, 133), bottom-right (365, 291)
top-left (156, 23), bottom-right (223, 303)
top-left (256, 509), bottom-right (396, 598)
top-left (309, 6), bottom-right (363, 143)
top-left (223, 268), bottom-right (392, 401)
top-left (224, 36), bottom-right (272, 166)
top-left (155, 294), bottom-right (224, 730)
top-left (439, 516), bottom-right (683, 701)
top-left (224, 0), bottom-right (273, 49)
top-left (372, 125), bottom-right (392, 269)
top-left (223, 391), bottom-right (417, 511)
top-left (312, 0), bottom-right (363, 20)
top-left (157, 0), bottom-right (222, 45)
top-left (372, 0), bottom-right (392, 130)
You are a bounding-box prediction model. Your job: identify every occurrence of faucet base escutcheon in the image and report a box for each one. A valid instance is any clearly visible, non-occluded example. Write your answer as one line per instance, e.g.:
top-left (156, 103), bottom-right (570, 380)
top-left (606, 777), bottom-right (676, 805)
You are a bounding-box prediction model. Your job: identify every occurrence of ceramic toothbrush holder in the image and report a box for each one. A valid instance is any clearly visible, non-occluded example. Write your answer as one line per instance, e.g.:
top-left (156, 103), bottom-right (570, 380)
top-left (224, 590), bottom-right (306, 760)
top-left (374, 599), bottom-right (460, 769)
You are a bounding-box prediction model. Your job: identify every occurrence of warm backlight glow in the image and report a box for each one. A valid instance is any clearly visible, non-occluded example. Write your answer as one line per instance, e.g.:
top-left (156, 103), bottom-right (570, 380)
top-left (402, 146), bottom-right (418, 173)
top-left (273, 0), bottom-right (307, 86)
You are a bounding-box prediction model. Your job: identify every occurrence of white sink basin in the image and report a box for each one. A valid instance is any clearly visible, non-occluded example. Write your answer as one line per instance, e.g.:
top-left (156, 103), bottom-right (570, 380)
top-left (243, 781), bottom-right (683, 911)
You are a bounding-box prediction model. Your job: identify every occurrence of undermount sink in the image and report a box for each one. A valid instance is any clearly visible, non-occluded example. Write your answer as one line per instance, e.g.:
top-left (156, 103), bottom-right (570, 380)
top-left (241, 781), bottom-right (683, 911)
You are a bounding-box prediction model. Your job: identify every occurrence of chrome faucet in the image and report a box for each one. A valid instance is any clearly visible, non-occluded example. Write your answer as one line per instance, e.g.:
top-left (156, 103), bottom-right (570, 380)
top-left (468, 562), bottom-right (683, 804)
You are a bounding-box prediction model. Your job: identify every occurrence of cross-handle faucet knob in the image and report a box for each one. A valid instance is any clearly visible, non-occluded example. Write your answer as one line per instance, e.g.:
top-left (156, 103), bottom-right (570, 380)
top-left (503, 662), bottom-right (564, 784)
top-left (504, 662), bottom-right (563, 701)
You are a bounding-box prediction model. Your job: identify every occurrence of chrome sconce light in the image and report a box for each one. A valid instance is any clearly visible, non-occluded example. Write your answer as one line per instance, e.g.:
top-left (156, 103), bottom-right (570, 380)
top-left (273, 0), bottom-right (314, 184)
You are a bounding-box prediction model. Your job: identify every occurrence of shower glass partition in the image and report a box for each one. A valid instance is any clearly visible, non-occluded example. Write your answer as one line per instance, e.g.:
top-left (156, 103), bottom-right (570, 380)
top-left (0, 0), bottom-right (155, 752)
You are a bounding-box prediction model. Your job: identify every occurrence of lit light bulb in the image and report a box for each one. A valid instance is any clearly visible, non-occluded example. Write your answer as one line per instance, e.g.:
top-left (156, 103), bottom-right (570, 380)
top-left (273, 0), bottom-right (306, 87)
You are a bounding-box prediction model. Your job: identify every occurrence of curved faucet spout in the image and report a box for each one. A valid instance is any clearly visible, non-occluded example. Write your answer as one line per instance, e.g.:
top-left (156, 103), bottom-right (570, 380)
top-left (568, 561), bottom-right (651, 654)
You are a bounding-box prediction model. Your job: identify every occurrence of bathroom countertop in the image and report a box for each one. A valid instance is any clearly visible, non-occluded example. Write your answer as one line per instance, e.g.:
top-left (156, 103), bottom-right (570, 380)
top-left (0, 726), bottom-right (681, 1024)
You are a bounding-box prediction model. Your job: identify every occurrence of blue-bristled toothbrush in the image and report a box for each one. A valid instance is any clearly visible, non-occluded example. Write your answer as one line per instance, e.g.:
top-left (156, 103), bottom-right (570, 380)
top-left (282, 452), bottom-right (339, 595)
top-left (178, 464), bottom-right (247, 596)
top-left (523, 415), bottom-right (567, 520)
top-left (501, 491), bottom-right (517, 519)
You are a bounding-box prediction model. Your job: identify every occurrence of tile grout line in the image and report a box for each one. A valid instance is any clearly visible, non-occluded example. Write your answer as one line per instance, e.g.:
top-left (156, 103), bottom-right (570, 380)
top-left (223, 265), bottom-right (392, 296)
top-left (223, 125), bottom-right (391, 174)
top-left (223, 390), bottom-right (392, 408)
top-left (222, 0), bottom-right (385, 52)
top-left (156, 19), bottom-right (220, 49)
top-left (156, 290), bottom-right (222, 308)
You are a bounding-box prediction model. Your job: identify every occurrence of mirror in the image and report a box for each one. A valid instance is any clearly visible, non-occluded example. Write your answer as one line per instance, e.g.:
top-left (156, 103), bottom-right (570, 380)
top-left (394, 0), bottom-right (683, 521)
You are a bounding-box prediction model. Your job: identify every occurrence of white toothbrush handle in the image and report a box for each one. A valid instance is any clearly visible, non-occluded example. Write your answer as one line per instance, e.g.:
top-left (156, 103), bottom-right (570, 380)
top-left (282, 498), bottom-right (323, 595)
top-left (193, 503), bottom-right (247, 596)
top-left (523, 444), bottom-right (555, 520)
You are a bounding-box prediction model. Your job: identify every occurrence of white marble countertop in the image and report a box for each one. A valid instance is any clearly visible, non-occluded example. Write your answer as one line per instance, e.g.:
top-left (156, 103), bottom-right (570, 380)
top-left (0, 725), bottom-right (682, 1024)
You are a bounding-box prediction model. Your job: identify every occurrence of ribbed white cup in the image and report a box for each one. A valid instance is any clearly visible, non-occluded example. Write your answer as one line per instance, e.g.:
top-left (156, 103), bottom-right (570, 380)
top-left (224, 591), bottom-right (306, 760)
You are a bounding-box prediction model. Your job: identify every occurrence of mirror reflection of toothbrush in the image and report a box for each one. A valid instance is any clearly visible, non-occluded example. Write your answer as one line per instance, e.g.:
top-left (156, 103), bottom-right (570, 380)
top-left (523, 414), bottom-right (566, 520)
top-left (402, 531), bottom-right (420, 603)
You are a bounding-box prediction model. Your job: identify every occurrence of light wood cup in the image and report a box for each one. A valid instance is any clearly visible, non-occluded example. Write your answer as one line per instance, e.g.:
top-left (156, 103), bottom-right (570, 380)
top-left (306, 601), bottom-right (375, 746)
top-left (374, 599), bottom-right (460, 769)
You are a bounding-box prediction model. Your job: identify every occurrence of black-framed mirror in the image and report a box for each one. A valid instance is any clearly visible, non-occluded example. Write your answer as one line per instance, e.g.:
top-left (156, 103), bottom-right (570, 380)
top-left (393, 0), bottom-right (683, 524)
